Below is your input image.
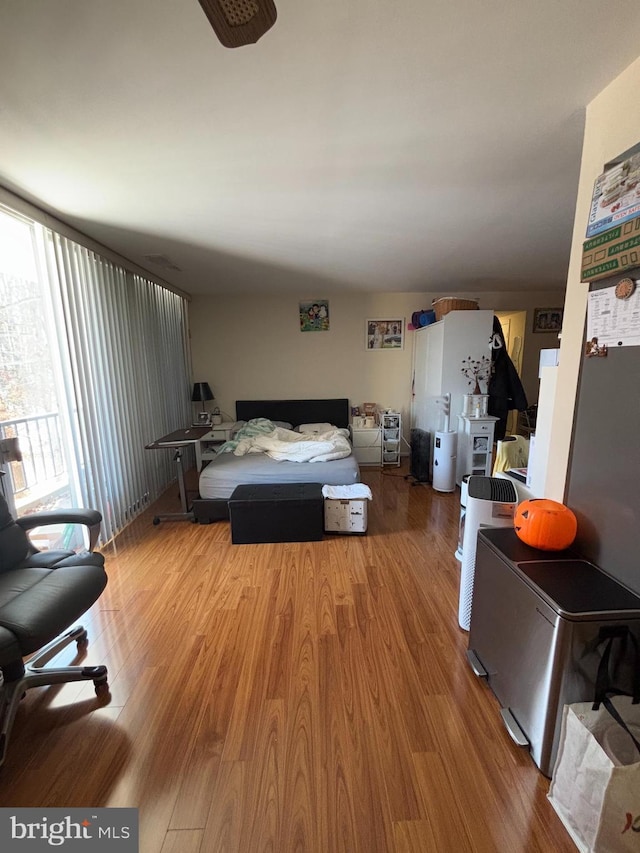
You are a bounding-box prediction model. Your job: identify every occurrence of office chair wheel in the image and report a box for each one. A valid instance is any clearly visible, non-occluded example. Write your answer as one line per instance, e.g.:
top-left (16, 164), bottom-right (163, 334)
top-left (91, 666), bottom-right (109, 695)
top-left (153, 516), bottom-right (160, 526)
top-left (95, 679), bottom-right (109, 695)
top-left (75, 629), bottom-right (89, 648)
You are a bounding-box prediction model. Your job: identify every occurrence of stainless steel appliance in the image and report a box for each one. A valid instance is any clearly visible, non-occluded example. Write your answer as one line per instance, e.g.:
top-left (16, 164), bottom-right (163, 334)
top-left (467, 527), bottom-right (640, 777)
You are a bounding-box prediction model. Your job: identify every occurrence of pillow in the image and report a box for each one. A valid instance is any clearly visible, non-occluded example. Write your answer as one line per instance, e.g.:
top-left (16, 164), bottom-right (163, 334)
top-left (272, 421), bottom-right (293, 430)
top-left (297, 422), bottom-right (334, 434)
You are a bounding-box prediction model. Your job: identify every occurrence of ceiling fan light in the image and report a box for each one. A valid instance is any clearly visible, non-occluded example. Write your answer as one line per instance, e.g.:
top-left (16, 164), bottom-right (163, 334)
top-left (197, 0), bottom-right (277, 48)
top-left (220, 0), bottom-right (259, 27)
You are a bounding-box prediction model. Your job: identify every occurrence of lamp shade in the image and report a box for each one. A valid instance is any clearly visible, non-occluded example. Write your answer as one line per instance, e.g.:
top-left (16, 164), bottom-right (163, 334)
top-left (191, 382), bottom-right (214, 403)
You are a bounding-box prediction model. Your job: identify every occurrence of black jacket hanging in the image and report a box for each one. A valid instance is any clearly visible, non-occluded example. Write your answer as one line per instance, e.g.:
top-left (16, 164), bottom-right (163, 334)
top-left (488, 316), bottom-right (528, 440)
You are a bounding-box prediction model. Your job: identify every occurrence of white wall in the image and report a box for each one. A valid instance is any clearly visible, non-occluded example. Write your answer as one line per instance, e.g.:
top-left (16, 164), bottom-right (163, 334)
top-left (189, 289), bottom-right (565, 432)
top-left (545, 53), bottom-right (640, 500)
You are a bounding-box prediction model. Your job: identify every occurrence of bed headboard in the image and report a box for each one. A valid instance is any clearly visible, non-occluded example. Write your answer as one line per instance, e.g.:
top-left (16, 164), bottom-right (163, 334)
top-left (235, 398), bottom-right (350, 429)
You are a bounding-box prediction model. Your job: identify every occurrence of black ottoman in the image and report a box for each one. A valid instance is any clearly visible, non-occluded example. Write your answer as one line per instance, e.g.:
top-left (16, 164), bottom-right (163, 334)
top-left (228, 483), bottom-right (324, 544)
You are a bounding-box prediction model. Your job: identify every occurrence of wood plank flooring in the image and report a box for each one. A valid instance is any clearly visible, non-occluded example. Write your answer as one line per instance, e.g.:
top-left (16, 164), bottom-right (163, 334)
top-left (0, 463), bottom-right (575, 852)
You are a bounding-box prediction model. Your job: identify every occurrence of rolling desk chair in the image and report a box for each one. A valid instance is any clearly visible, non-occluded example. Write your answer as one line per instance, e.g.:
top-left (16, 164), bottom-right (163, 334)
top-left (0, 492), bottom-right (109, 767)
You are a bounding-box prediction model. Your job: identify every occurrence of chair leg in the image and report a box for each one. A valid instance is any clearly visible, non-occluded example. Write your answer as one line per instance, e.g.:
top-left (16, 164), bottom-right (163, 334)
top-left (0, 625), bottom-right (108, 768)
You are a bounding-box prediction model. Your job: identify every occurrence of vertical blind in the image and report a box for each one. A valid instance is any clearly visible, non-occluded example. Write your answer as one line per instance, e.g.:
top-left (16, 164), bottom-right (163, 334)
top-left (43, 232), bottom-right (191, 542)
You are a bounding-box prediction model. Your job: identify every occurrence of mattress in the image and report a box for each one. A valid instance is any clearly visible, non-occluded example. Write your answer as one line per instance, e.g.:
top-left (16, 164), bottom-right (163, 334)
top-left (199, 451), bottom-right (361, 500)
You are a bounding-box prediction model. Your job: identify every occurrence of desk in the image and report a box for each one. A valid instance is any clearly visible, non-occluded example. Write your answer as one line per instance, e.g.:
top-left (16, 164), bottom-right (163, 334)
top-left (146, 427), bottom-right (211, 524)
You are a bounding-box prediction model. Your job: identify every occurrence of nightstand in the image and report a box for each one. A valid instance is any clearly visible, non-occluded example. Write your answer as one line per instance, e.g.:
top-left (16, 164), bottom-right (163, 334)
top-left (198, 422), bottom-right (237, 468)
top-left (349, 424), bottom-right (382, 466)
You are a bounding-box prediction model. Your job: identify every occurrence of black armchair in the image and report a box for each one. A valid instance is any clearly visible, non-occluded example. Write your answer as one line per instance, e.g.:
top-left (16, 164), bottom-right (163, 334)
top-left (0, 492), bottom-right (109, 767)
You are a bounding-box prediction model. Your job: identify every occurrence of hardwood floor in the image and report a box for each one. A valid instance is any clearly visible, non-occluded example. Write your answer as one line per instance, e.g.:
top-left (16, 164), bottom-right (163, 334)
top-left (0, 463), bottom-right (575, 852)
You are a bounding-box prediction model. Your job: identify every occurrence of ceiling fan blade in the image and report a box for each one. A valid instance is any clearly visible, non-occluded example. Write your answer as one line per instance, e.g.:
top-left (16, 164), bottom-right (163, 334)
top-left (197, 0), bottom-right (277, 48)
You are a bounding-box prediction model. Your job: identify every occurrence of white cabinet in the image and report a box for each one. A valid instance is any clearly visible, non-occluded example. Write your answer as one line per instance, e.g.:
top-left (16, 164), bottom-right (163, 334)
top-left (381, 412), bottom-right (401, 466)
top-left (350, 425), bottom-right (381, 466)
top-left (455, 415), bottom-right (499, 485)
top-left (412, 310), bottom-right (494, 480)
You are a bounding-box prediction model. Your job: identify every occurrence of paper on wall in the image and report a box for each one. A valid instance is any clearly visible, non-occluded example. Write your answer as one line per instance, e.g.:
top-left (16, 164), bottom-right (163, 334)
top-left (587, 284), bottom-right (640, 347)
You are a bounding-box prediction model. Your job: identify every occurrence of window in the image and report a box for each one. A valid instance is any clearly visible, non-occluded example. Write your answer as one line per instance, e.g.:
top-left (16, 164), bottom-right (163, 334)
top-left (0, 207), bottom-right (73, 524)
top-left (0, 203), bottom-right (191, 543)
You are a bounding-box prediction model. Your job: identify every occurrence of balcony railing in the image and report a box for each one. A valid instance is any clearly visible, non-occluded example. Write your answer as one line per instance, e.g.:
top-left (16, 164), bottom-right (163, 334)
top-left (0, 413), bottom-right (67, 505)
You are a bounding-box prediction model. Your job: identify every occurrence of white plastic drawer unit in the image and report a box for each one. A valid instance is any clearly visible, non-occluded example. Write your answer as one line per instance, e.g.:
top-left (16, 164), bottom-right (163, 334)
top-left (350, 426), bottom-right (381, 466)
top-left (381, 411), bottom-right (402, 467)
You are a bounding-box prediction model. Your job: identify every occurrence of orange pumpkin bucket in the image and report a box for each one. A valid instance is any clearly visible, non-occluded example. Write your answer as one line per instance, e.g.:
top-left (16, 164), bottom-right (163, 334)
top-left (514, 499), bottom-right (578, 551)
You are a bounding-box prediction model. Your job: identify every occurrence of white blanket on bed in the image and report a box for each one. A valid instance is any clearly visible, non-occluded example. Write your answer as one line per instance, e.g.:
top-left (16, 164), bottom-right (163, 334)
top-left (233, 425), bottom-right (352, 463)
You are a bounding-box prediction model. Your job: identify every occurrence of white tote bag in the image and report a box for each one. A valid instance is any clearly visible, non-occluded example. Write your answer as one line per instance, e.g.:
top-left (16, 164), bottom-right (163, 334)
top-left (548, 696), bottom-right (640, 852)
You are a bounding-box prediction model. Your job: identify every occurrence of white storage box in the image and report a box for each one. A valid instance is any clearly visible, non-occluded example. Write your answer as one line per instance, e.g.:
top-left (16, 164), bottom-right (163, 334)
top-left (324, 498), bottom-right (368, 534)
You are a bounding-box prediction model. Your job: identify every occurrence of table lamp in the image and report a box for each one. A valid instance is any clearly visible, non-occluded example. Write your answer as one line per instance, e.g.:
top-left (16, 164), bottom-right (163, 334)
top-left (191, 382), bottom-right (214, 424)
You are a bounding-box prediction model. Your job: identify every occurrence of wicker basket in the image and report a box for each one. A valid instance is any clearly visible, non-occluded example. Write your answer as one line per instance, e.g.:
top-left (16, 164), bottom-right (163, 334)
top-left (432, 297), bottom-right (479, 321)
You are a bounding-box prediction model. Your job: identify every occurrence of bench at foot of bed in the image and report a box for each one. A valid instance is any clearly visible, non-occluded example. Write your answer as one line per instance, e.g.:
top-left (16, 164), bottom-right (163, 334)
top-left (192, 498), bottom-right (230, 524)
top-left (229, 483), bottom-right (324, 544)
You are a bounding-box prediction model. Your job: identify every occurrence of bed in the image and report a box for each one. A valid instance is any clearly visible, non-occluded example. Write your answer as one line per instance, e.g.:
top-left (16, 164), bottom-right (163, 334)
top-left (192, 398), bottom-right (361, 523)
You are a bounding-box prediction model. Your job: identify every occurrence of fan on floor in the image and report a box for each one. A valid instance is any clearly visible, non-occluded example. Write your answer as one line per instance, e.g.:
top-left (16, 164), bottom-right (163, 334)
top-left (197, 0), bottom-right (277, 48)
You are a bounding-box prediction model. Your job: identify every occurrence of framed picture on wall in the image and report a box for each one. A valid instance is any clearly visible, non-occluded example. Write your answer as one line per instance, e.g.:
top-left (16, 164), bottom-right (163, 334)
top-left (366, 319), bottom-right (405, 350)
top-left (300, 299), bottom-right (330, 331)
top-left (533, 308), bottom-right (563, 333)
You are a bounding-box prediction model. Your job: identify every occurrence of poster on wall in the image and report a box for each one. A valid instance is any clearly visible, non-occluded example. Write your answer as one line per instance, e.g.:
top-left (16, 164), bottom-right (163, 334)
top-left (587, 282), bottom-right (640, 347)
top-left (532, 307), bottom-right (563, 333)
top-left (299, 300), bottom-right (330, 331)
top-left (366, 319), bottom-right (405, 350)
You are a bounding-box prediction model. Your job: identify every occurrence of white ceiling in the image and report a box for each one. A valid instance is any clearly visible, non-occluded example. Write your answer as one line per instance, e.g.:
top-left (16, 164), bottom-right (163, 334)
top-left (2, 0), bottom-right (640, 297)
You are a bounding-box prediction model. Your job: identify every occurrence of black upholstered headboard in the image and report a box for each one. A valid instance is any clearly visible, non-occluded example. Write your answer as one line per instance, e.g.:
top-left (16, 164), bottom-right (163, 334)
top-left (235, 399), bottom-right (350, 429)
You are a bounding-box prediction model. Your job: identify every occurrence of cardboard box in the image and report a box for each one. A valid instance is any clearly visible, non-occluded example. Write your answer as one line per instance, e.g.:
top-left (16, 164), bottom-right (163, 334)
top-left (324, 498), bottom-right (368, 534)
top-left (587, 154), bottom-right (640, 237)
top-left (581, 217), bottom-right (640, 281)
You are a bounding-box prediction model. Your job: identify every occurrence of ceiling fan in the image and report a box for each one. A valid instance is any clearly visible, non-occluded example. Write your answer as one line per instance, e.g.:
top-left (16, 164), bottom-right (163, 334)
top-left (197, 0), bottom-right (277, 48)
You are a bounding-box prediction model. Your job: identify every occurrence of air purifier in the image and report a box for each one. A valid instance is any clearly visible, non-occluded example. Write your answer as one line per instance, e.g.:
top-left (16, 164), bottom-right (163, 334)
top-left (455, 474), bottom-right (471, 561)
top-left (432, 430), bottom-right (457, 492)
top-left (408, 428), bottom-right (431, 483)
top-left (458, 476), bottom-right (517, 630)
